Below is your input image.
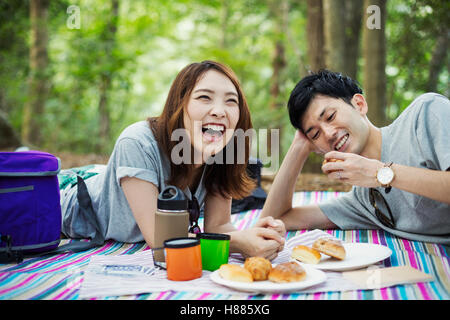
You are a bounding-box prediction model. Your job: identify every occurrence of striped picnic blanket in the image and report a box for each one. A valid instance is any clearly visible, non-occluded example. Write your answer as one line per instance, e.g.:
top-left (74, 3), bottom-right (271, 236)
top-left (0, 191), bottom-right (448, 300)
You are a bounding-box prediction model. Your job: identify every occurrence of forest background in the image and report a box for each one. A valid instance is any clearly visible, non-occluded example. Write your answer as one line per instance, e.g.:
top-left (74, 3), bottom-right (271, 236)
top-left (0, 0), bottom-right (448, 179)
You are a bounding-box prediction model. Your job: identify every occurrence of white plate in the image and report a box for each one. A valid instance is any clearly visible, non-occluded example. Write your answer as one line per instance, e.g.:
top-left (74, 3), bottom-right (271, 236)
top-left (209, 263), bottom-right (327, 294)
top-left (299, 243), bottom-right (392, 271)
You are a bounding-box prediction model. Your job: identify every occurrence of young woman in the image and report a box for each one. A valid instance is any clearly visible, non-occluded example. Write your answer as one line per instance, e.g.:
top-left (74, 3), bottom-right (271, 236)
top-left (61, 61), bottom-right (285, 260)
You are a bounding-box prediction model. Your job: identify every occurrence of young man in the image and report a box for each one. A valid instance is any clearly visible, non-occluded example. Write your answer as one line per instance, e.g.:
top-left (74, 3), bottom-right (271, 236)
top-left (260, 70), bottom-right (450, 245)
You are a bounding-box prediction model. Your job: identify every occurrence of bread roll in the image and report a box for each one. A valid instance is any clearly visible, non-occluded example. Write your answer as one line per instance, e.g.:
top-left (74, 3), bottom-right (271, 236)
top-left (323, 158), bottom-right (344, 165)
top-left (219, 264), bottom-right (253, 282)
top-left (268, 262), bottom-right (306, 283)
top-left (312, 237), bottom-right (346, 260)
top-left (291, 245), bottom-right (321, 264)
top-left (244, 257), bottom-right (272, 281)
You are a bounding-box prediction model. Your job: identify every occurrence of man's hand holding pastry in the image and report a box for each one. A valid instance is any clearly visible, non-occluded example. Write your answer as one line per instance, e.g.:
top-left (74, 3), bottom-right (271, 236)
top-left (322, 151), bottom-right (385, 188)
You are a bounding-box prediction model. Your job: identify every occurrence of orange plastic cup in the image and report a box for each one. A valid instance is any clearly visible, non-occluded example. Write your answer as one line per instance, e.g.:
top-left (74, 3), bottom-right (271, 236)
top-left (164, 237), bottom-right (202, 281)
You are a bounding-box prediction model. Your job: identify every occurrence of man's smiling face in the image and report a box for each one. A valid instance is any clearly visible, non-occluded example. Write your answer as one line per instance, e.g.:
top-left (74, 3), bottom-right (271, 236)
top-left (301, 94), bottom-right (371, 155)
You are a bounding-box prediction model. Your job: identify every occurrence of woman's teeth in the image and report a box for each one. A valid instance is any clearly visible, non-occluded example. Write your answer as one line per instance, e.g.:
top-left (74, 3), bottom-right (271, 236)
top-left (202, 124), bottom-right (224, 135)
top-left (335, 134), bottom-right (349, 151)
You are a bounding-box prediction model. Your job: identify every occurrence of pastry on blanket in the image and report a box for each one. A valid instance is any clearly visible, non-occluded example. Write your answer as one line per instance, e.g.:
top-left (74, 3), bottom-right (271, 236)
top-left (312, 237), bottom-right (346, 260)
top-left (268, 262), bottom-right (306, 283)
top-left (244, 257), bottom-right (272, 281)
top-left (291, 245), bottom-right (321, 264)
top-left (219, 264), bottom-right (253, 282)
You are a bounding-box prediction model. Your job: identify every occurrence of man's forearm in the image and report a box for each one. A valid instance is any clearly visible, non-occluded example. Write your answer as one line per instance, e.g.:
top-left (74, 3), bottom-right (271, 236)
top-left (391, 164), bottom-right (450, 204)
top-left (261, 141), bottom-right (311, 219)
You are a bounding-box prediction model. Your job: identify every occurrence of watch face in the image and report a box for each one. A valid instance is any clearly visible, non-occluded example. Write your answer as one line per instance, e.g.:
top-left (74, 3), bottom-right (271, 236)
top-left (377, 167), bottom-right (394, 185)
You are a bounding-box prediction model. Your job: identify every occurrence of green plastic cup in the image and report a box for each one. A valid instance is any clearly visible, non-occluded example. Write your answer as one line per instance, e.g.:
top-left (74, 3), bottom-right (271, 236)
top-left (197, 233), bottom-right (230, 271)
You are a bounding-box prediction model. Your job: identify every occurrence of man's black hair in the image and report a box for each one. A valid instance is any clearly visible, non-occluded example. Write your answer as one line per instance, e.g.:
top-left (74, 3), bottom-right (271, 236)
top-left (287, 70), bottom-right (363, 132)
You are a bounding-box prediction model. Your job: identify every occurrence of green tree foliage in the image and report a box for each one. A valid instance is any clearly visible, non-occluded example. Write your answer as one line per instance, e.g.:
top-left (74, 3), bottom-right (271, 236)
top-left (0, 0), bottom-right (448, 169)
top-left (385, 0), bottom-right (449, 119)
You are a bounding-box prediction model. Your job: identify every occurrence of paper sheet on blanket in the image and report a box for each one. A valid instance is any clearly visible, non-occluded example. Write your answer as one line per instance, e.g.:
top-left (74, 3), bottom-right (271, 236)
top-left (79, 229), bottom-right (425, 298)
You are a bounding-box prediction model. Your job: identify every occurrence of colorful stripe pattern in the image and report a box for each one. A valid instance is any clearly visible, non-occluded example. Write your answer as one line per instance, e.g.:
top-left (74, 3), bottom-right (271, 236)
top-left (0, 191), bottom-right (448, 300)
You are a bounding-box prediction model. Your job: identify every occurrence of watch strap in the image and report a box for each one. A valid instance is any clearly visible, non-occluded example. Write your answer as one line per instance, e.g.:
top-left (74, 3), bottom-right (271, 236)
top-left (383, 162), bottom-right (393, 193)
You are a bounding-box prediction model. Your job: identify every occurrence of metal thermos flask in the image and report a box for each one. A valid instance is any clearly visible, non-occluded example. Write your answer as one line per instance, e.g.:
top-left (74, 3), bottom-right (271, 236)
top-left (153, 186), bottom-right (189, 263)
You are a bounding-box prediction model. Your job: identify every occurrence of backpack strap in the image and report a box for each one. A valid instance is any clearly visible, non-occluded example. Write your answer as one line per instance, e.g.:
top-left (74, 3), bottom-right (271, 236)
top-left (48, 174), bottom-right (105, 254)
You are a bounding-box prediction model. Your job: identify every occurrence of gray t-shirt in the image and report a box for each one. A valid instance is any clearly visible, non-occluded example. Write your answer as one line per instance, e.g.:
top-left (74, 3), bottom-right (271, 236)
top-left (319, 93), bottom-right (450, 245)
top-left (61, 121), bottom-right (207, 242)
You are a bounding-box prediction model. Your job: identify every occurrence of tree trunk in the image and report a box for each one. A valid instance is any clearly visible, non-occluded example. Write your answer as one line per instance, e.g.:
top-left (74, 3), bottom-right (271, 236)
top-left (22, 0), bottom-right (49, 146)
top-left (97, 0), bottom-right (119, 152)
top-left (427, 29), bottom-right (449, 93)
top-left (0, 111), bottom-right (21, 150)
top-left (267, 0), bottom-right (287, 159)
top-left (363, 0), bottom-right (388, 127)
top-left (321, 0), bottom-right (363, 78)
top-left (447, 55), bottom-right (450, 98)
top-left (98, 74), bottom-right (111, 149)
top-left (344, 0), bottom-right (363, 79)
top-left (219, 0), bottom-right (230, 49)
top-left (306, 0), bottom-right (325, 73)
top-left (267, 0), bottom-right (287, 111)
top-left (270, 41), bottom-right (286, 110)
top-left (323, 0), bottom-right (346, 73)
top-left (0, 88), bottom-right (21, 149)
top-left (283, 0), bottom-right (307, 77)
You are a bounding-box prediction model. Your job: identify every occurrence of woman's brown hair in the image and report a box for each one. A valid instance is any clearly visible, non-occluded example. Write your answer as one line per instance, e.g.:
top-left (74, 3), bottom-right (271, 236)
top-left (148, 60), bottom-right (255, 199)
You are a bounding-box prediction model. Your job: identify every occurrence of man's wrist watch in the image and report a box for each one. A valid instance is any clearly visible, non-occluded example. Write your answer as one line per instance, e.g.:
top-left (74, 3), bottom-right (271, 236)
top-left (376, 161), bottom-right (395, 193)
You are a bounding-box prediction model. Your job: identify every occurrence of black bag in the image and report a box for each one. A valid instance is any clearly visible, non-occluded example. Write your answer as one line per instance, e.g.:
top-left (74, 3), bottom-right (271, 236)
top-left (231, 158), bottom-right (267, 214)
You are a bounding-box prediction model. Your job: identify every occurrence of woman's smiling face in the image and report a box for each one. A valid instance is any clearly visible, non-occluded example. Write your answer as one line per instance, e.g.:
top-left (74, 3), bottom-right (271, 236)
top-left (183, 69), bottom-right (240, 162)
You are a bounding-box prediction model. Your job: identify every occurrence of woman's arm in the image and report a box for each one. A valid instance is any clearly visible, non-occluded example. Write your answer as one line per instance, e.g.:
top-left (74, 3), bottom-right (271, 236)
top-left (121, 176), bottom-right (159, 248)
top-left (202, 193), bottom-right (235, 234)
top-left (203, 192), bottom-right (285, 260)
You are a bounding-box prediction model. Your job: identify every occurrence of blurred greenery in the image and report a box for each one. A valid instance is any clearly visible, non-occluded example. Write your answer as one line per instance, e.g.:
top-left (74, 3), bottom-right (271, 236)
top-left (0, 0), bottom-right (448, 171)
